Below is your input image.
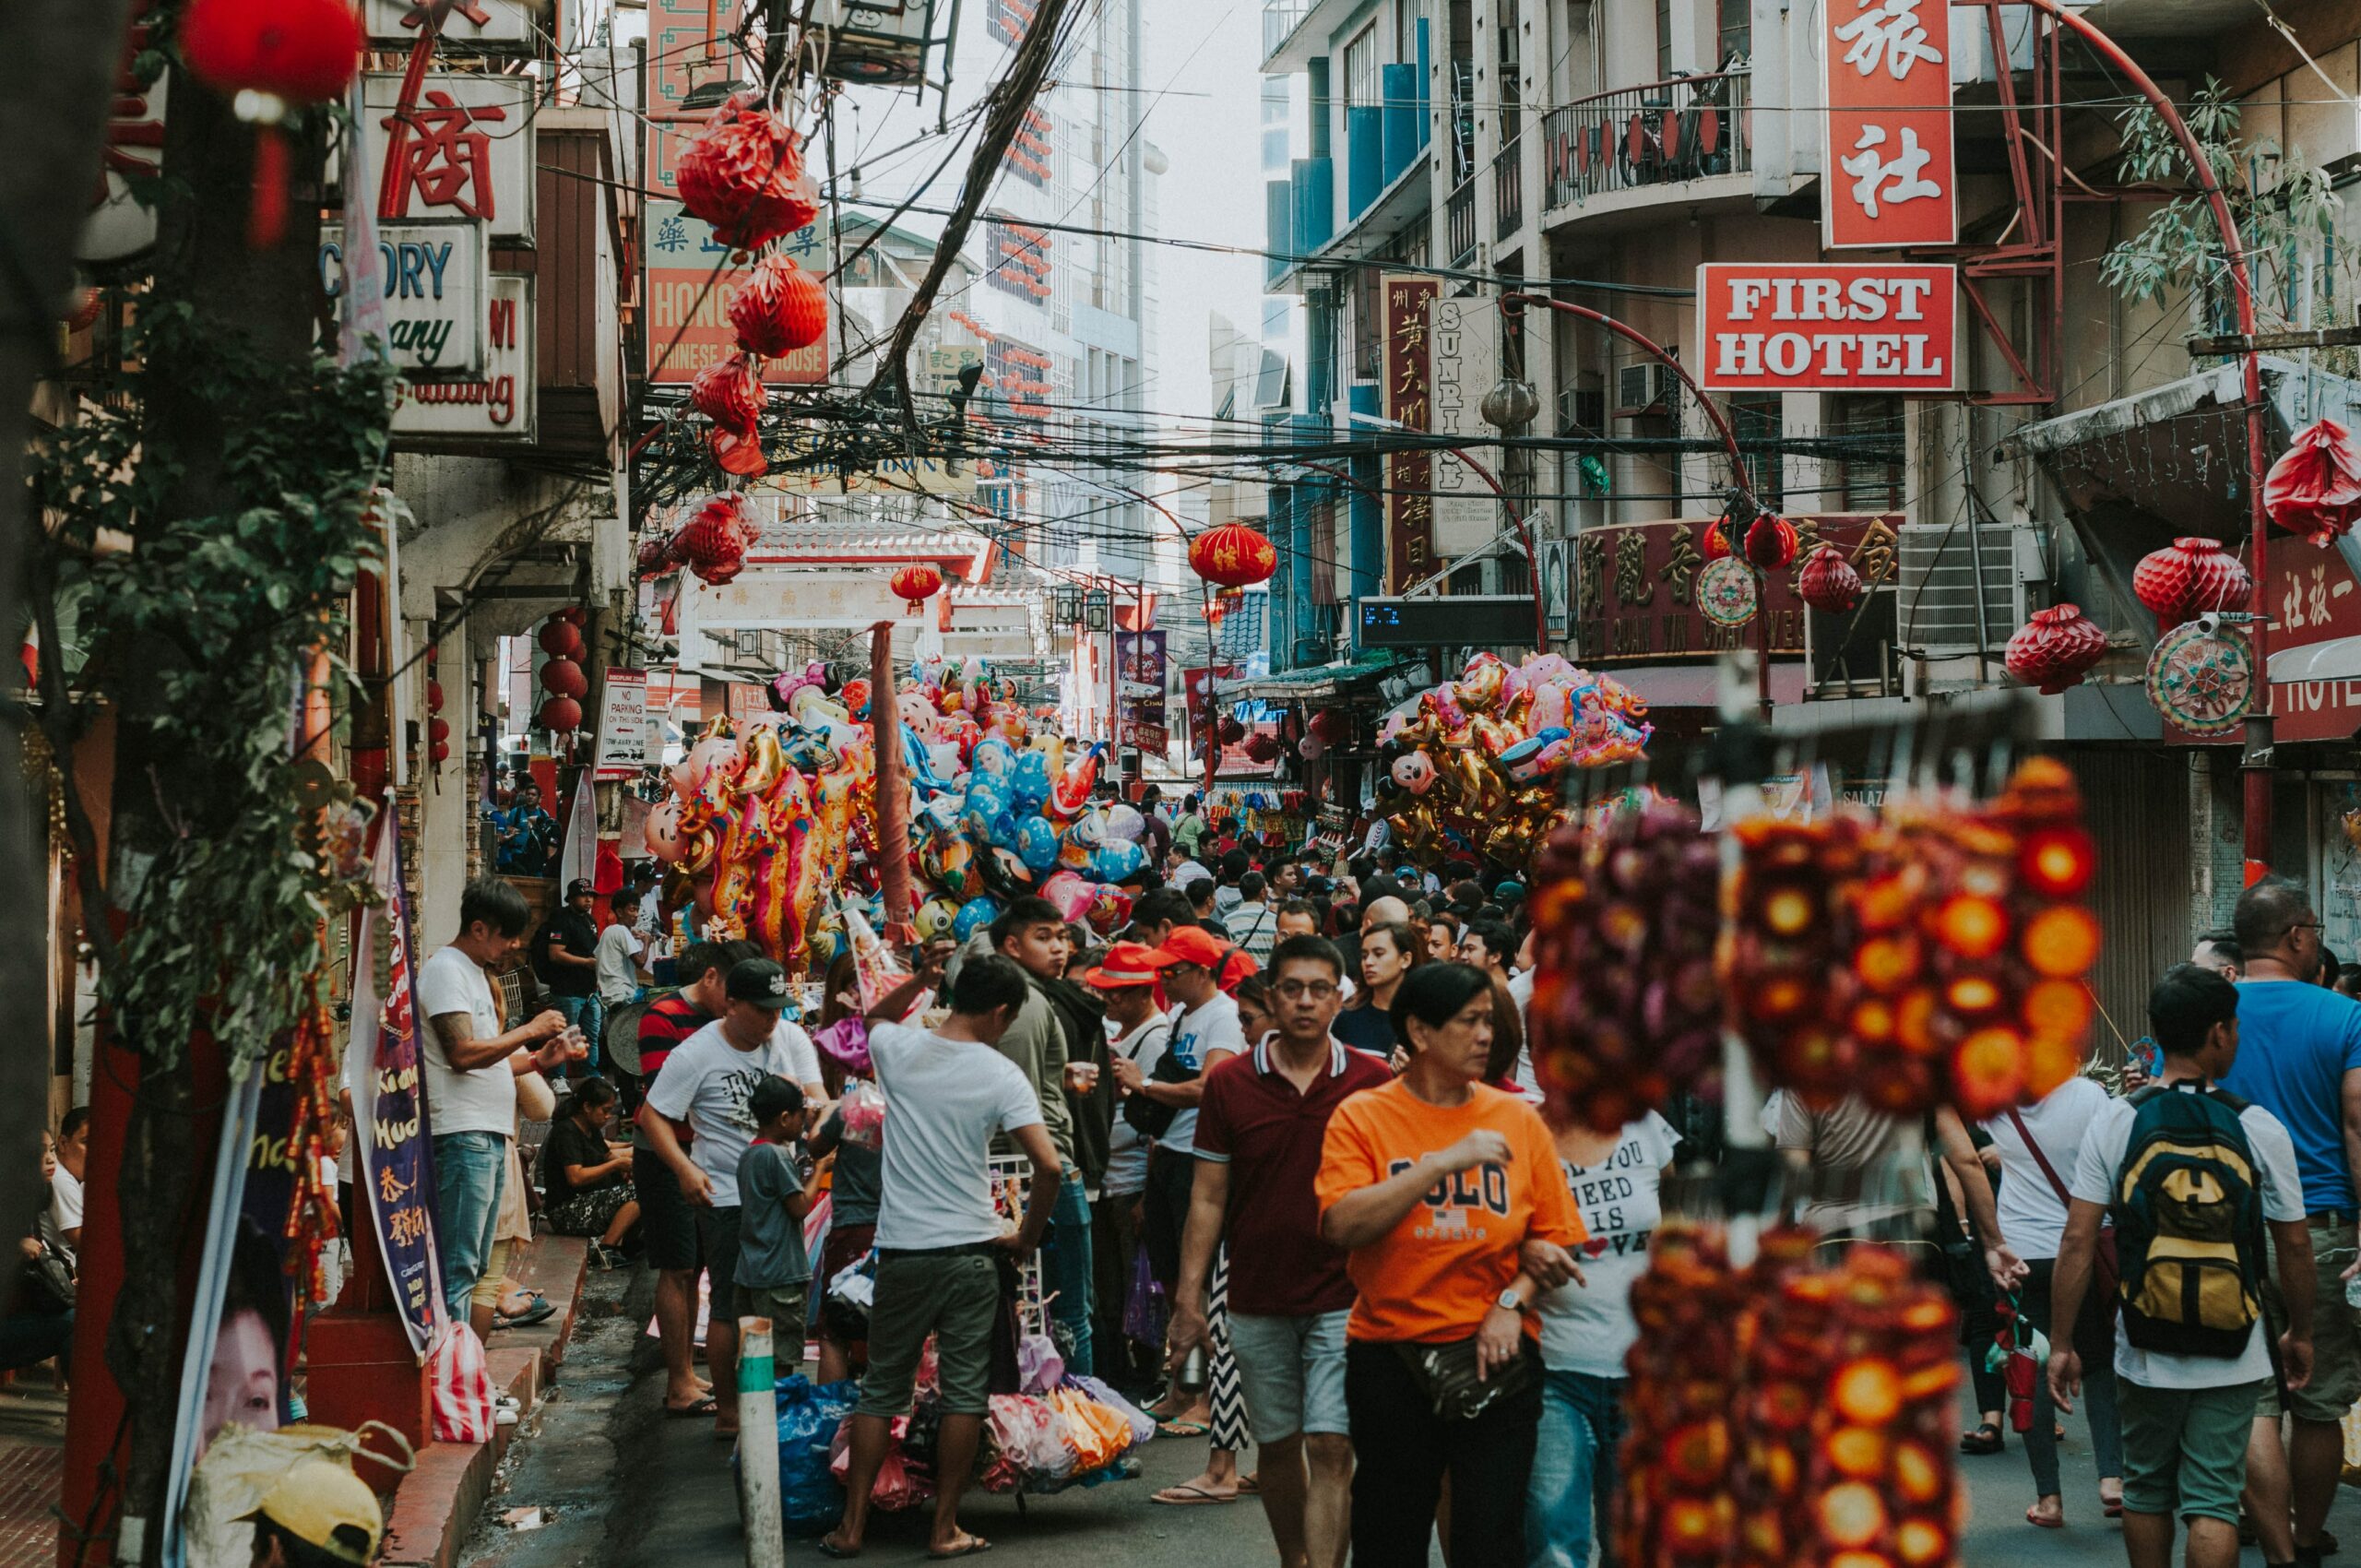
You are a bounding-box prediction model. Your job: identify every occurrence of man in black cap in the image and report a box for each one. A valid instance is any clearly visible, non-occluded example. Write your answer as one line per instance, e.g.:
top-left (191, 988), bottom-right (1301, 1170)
top-left (535, 878), bottom-right (604, 1074)
top-left (642, 957), bottom-right (819, 1440)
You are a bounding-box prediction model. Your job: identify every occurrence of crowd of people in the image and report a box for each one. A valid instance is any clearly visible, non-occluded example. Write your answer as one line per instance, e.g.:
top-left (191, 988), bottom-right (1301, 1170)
top-left (388, 781), bottom-right (2361, 1568)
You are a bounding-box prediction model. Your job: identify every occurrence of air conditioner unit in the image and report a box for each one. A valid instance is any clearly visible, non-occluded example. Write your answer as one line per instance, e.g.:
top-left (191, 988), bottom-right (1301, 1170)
top-left (1614, 362), bottom-right (1676, 420)
top-left (1895, 522), bottom-right (2024, 658)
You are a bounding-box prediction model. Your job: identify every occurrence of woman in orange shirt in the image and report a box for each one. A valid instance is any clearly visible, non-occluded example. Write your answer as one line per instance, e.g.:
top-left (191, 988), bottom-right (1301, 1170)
top-left (1316, 963), bottom-right (1588, 1568)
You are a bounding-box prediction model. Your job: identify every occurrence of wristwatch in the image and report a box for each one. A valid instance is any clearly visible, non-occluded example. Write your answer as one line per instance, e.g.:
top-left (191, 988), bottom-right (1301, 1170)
top-left (1495, 1287), bottom-right (1526, 1313)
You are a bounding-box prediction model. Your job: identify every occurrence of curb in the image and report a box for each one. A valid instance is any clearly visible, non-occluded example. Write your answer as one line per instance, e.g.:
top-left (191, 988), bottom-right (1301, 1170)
top-left (378, 1235), bottom-right (591, 1568)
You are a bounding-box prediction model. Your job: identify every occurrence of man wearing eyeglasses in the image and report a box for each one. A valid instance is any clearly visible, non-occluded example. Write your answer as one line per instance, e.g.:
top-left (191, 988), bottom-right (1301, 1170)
top-left (1171, 934), bottom-right (1392, 1568)
top-left (2217, 875), bottom-right (2361, 1568)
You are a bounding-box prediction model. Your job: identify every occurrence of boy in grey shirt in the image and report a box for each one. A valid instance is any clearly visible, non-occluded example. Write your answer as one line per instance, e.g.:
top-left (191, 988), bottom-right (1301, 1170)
top-left (735, 1077), bottom-right (821, 1336)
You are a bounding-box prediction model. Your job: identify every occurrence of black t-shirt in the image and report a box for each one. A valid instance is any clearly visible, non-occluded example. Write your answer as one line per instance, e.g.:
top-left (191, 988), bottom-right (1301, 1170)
top-left (1332, 1004), bottom-right (1396, 1057)
top-left (536, 909), bottom-right (599, 997)
top-left (542, 1115), bottom-right (614, 1206)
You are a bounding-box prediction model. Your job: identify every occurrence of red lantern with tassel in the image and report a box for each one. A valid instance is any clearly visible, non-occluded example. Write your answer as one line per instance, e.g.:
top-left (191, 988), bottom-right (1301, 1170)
top-left (179, 0), bottom-right (363, 249)
top-left (428, 717), bottom-right (451, 748)
top-left (730, 254), bottom-right (829, 358)
top-left (2131, 537), bottom-right (2251, 626)
top-left (2004, 604), bottom-right (2108, 695)
top-left (709, 425), bottom-right (768, 478)
top-left (676, 91), bottom-right (821, 253)
top-left (430, 738), bottom-right (451, 766)
top-left (1743, 514), bottom-right (1798, 570)
top-left (672, 494), bottom-right (752, 586)
top-left (1797, 545), bottom-right (1867, 615)
top-left (891, 563), bottom-right (944, 612)
top-left (1188, 522), bottom-right (1279, 588)
top-left (692, 351), bottom-right (767, 435)
top-left (1698, 517), bottom-right (1733, 561)
top-left (426, 678), bottom-right (444, 714)
top-left (538, 695), bottom-right (583, 733)
top-left (540, 656), bottom-right (587, 701)
top-left (537, 619), bottom-right (584, 660)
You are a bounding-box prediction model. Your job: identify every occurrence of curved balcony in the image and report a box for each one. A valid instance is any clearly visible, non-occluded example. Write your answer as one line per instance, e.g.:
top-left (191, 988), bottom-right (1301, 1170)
top-left (1540, 68), bottom-right (1751, 232)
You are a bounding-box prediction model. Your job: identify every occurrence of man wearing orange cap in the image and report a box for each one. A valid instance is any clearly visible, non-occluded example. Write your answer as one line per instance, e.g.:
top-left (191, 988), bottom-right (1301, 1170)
top-left (1087, 941), bottom-right (1174, 1392)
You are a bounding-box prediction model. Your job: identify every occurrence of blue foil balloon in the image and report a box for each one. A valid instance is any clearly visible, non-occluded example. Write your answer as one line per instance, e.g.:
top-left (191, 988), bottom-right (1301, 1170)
top-left (1009, 750), bottom-right (1052, 813)
top-left (989, 811), bottom-right (1022, 851)
top-left (972, 737), bottom-right (1015, 777)
top-left (1089, 839), bottom-right (1145, 883)
top-left (1016, 815), bottom-right (1062, 873)
top-left (952, 895), bottom-right (1004, 942)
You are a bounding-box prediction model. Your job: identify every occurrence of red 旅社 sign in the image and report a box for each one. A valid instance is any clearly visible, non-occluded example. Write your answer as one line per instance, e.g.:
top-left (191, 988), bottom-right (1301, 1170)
top-left (1822, 0), bottom-right (1956, 249)
top-left (1696, 263), bottom-right (1957, 392)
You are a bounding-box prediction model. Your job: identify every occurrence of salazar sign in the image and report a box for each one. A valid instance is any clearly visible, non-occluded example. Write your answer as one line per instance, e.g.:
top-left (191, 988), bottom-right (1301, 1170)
top-left (1696, 263), bottom-right (1956, 393)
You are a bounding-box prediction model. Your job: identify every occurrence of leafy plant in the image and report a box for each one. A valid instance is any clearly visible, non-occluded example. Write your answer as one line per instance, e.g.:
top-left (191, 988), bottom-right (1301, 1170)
top-left (2101, 77), bottom-right (2344, 344)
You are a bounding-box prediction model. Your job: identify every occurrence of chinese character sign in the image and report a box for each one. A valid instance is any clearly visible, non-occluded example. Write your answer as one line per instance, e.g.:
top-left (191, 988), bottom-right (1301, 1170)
top-left (1382, 274), bottom-right (1443, 595)
top-left (1822, 0), bottom-right (1955, 248)
top-left (346, 816), bottom-right (445, 1355)
top-left (1695, 263), bottom-right (1957, 391)
top-left (361, 74), bottom-right (536, 244)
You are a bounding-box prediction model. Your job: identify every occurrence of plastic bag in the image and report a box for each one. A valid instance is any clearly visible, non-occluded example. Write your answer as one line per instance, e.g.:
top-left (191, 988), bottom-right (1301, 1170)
top-left (1121, 1243), bottom-right (1167, 1349)
top-left (984, 1393), bottom-right (1074, 1486)
top-left (1016, 1332), bottom-right (1065, 1396)
top-left (1047, 1385), bottom-right (1128, 1475)
top-left (824, 1246), bottom-right (876, 1343)
top-left (184, 1422), bottom-right (414, 1568)
top-left (830, 1411), bottom-right (934, 1512)
top-left (430, 1324), bottom-right (496, 1443)
top-left (836, 1079), bottom-right (885, 1147)
top-left (814, 1017), bottom-right (872, 1077)
top-left (774, 1375), bottom-right (859, 1534)
top-left (1069, 1375), bottom-right (1155, 1449)
top-left (842, 904), bottom-right (911, 1011)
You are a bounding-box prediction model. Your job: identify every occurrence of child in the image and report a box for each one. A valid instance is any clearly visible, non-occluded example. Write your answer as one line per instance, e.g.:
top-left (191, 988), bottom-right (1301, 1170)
top-left (735, 1075), bottom-right (822, 1345)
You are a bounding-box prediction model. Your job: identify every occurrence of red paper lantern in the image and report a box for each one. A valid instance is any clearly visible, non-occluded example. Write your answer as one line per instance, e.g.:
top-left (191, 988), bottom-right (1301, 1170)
top-left (2132, 537), bottom-right (2251, 625)
top-left (1698, 518), bottom-right (1732, 561)
top-left (428, 717), bottom-right (450, 746)
top-left (1310, 707), bottom-right (1351, 746)
top-left (2265, 417), bottom-right (2361, 546)
top-left (540, 657), bottom-right (587, 701)
top-left (2004, 604), bottom-right (2107, 695)
top-left (537, 619), bottom-right (584, 659)
top-left (1797, 545), bottom-right (1866, 615)
top-left (672, 494), bottom-right (752, 586)
top-left (730, 254), bottom-right (829, 359)
top-left (676, 92), bottom-right (820, 253)
top-left (890, 563), bottom-right (945, 612)
top-left (636, 535), bottom-right (677, 576)
top-left (538, 695), bottom-right (583, 733)
top-left (692, 351), bottom-right (767, 435)
top-left (1188, 523), bottom-right (1278, 588)
top-left (709, 425), bottom-right (768, 478)
top-left (1743, 515), bottom-right (1798, 570)
top-left (558, 607), bottom-right (587, 627)
top-left (1218, 717), bottom-right (1247, 745)
top-left (430, 739), bottom-right (451, 766)
top-left (179, 0), bottom-right (362, 247)
top-left (1244, 732), bottom-right (1282, 764)
top-left (426, 679), bottom-right (444, 714)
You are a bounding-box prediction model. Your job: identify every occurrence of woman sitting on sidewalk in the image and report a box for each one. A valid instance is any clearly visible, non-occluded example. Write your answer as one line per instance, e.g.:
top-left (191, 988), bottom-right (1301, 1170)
top-left (542, 1076), bottom-right (641, 1268)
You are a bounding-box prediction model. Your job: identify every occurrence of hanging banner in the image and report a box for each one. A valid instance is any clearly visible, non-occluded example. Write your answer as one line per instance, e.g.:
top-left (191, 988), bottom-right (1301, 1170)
top-left (595, 668), bottom-right (651, 779)
top-left (1695, 263), bottom-right (1957, 392)
top-left (1382, 273), bottom-right (1442, 594)
top-left (1427, 292), bottom-right (1501, 556)
top-left (1116, 630), bottom-right (1168, 748)
top-left (1821, 0), bottom-right (1956, 249)
top-left (347, 817), bottom-right (445, 1356)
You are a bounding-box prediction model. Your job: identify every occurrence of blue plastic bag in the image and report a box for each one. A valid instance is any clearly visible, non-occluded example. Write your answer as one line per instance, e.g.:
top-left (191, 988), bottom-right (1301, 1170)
top-left (775, 1374), bottom-right (860, 1535)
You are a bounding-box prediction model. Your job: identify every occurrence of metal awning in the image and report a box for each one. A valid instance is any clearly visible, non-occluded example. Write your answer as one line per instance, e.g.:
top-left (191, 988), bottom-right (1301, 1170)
top-left (1217, 653), bottom-right (1404, 701)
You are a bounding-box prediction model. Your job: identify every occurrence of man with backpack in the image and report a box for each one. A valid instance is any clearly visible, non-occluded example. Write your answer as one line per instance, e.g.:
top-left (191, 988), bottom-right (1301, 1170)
top-left (2049, 963), bottom-right (2315, 1568)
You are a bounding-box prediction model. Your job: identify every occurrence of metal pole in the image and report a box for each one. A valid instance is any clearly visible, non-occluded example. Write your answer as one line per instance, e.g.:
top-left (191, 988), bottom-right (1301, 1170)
top-left (870, 623), bottom-right (916, 944)
top-left (736, 1316), bottom-right (786, 1568)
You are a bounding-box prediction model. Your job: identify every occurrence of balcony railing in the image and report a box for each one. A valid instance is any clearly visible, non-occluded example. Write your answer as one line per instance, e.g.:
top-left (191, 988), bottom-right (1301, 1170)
top-left (1542, 67), bottom-right (1750, 211)
top-left (1446, 177), bottom-right (1477, 270)
top-left (1264, 0), bottom-right (1315, 59)
top-left (1492, 135), bottom-right (1525, 241)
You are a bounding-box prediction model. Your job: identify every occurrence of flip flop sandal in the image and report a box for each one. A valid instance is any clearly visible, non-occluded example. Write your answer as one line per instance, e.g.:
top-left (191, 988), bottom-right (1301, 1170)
top-left (927, 1539), bottom-right (992, 1560)
top-left (494, 1299), bottom-right (558, 1330)
top-left (2025, 1507), bottom-right (2063, 1530)
top-left (1156, 1419), bottom-right (1211, 1438)
top-left (1150, 1484), bottom-right (1237, 1506)
top-left (815, 1538), bottom-right (861, 1560)
top-left (664, 1396), bottom-right (719, 1419)
top-left (1239, 1475), bottom-right (1261, 1495)
top-left (1960, 1423), bottom-right (2004, 1455)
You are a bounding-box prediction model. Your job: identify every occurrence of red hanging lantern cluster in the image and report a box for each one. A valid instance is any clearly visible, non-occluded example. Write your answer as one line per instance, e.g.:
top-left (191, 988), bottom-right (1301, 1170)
top-left (730, 254), bottom-right (830, 358)
top-left (676, 91), bottom-right (820, 253)
top-left (1188, 523), bottom-right (1278, 588)
top-left (1309, 707), bottom-right (1352, 747)
top-left (891, 563), bottom-right (944, 613)
top-left (1744, 514), bottom-right (1798, 571)
top-left (709, 426), bottom-right (767, 478)
top-left (2003, 604), bottom-right (2107, 694)
top-left (693, 351), bottom-right (767, 435)
top-left (537, 618), bottom-right (584, 660)
top-left (670, 493), bottom-right (753, 586)
top-left (539, 695), bottom-right (583, 733)
top-left (426, 658), bottom-right (449, 766)
top-left (2265, 417), bottom-right (2361, 547)
top-left (2132, 537), bottom-right (2251, 626)
top-left (1797, 545), bottom-right (1867, 615)
top-left (540, 655), bottom-right (587, 702)
top-left (1698, 517), bottom-right (1733, 562)
top-left (1243, 731), bottom-right (1282, 764)
top-left (637, 534), bottom-right (678, 577)
top-left (179, 0), bottom-right (363, 248)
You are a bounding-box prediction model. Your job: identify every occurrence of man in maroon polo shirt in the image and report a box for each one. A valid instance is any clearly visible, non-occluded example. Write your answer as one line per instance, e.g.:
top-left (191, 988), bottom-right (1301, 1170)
top-left (1172, 932), bottom-right (1390, 1568)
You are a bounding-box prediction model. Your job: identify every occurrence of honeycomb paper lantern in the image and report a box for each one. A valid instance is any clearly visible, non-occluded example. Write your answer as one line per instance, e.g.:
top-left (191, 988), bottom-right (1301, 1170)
top-left (2004, 604), bottom-right (2107, 695)
top-left (1244, 732), bottom-right (1282, 763)
top-left (1797, 545), bottom-right (1867, 615)
top-left (2132, 537), bottom-right (2251, 626)
top-left (709, 425), bottom-right (768, 478)
top-left (1743, 514), bottom-right (1798, 570)
top-left (1188, 522), bottom-right (1278, 588)
top-left (672, 493), bottom-right (752, 586)
top-left (730, 254), bottom-right (829, 359)
top-left (692, 351), bottom-right (767, 436)
top-left (675, 91), bottom-right (820, 252)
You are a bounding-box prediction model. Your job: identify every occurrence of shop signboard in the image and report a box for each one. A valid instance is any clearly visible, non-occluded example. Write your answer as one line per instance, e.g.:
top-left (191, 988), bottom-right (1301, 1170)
top-left (81, 20), bottom-right (165, 264)
top-left (1382, 274), bottom-right (1442, 594)
top-left (364, 0), bottom-right (536, 47)
top-left (1572, 515), bottom-right (1895, 666)
top-left (1821, 0), bottom-right (1956, 249)
top-left (321, 220), bottom-right (489, 377)
top-left (1427, 291), bottom-right (1501, 555)
top-left (391, 274), bottom-right (534, 439)
top-left (644, 197), bottom-right (831, 385)
top-left (2267, 536), bottom-right (2361, 742)
top-left (1695, 263), bottom-right (1957, 393)
top-left (649, 0), bottom-right (751, 119)
top-left (359, 72), bottom-right (536, 244)
top-left (593, 669), bottom-right (651, 779)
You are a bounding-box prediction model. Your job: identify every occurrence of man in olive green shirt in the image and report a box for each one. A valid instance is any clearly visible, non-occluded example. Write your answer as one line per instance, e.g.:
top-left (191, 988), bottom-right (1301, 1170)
top-left (989, 897), bottom-right (1091, 1372)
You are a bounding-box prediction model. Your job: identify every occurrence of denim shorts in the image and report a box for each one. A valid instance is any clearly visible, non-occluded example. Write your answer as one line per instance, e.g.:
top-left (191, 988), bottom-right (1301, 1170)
top-left (1228, 1309), bottom-right (1351, 1443)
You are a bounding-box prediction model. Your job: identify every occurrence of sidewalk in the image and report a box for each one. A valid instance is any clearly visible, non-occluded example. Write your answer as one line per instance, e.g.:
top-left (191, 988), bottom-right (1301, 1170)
top-left (0, 1385), bottom-right (65, 1568)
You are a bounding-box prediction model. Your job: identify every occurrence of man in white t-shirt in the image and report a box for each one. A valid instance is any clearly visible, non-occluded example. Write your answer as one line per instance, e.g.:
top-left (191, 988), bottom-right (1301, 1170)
top-left (419, 878), bottom-right (577, 1332)
top-left (642, 957), bottom-right (819, 1440)
top-left (44, 1107), bottom-right (89, 1262)
top-left (2049, 963), bottom-right (2314, 1568)
top-left (824, 953), bottom-right (1061, 1562)
top-left (594, 909), bottom-right (646, 1012)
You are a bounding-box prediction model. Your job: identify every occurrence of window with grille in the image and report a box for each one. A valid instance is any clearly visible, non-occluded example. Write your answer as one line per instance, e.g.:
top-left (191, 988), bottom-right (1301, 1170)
top-left (1716, 0), bottom-right (1751, 62)
top-left (1344, 22), bottom-right (1380, 109)
top-left (1003, 105), bottom-right (1053, 188)
top-left (1655, 0), bottom-right (1673, 77)
top-left (984, 218), bottom-right (1053, 303)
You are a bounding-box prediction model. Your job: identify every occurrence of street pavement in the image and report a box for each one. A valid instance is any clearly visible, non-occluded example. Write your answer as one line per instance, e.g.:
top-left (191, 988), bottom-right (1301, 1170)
top-left (457, 1262), bottom-right (2361, 1567)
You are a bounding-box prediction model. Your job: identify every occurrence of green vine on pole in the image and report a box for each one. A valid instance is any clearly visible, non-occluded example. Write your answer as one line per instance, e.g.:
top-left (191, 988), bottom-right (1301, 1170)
top-left (25, 300), bottom-right (399, 1072)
